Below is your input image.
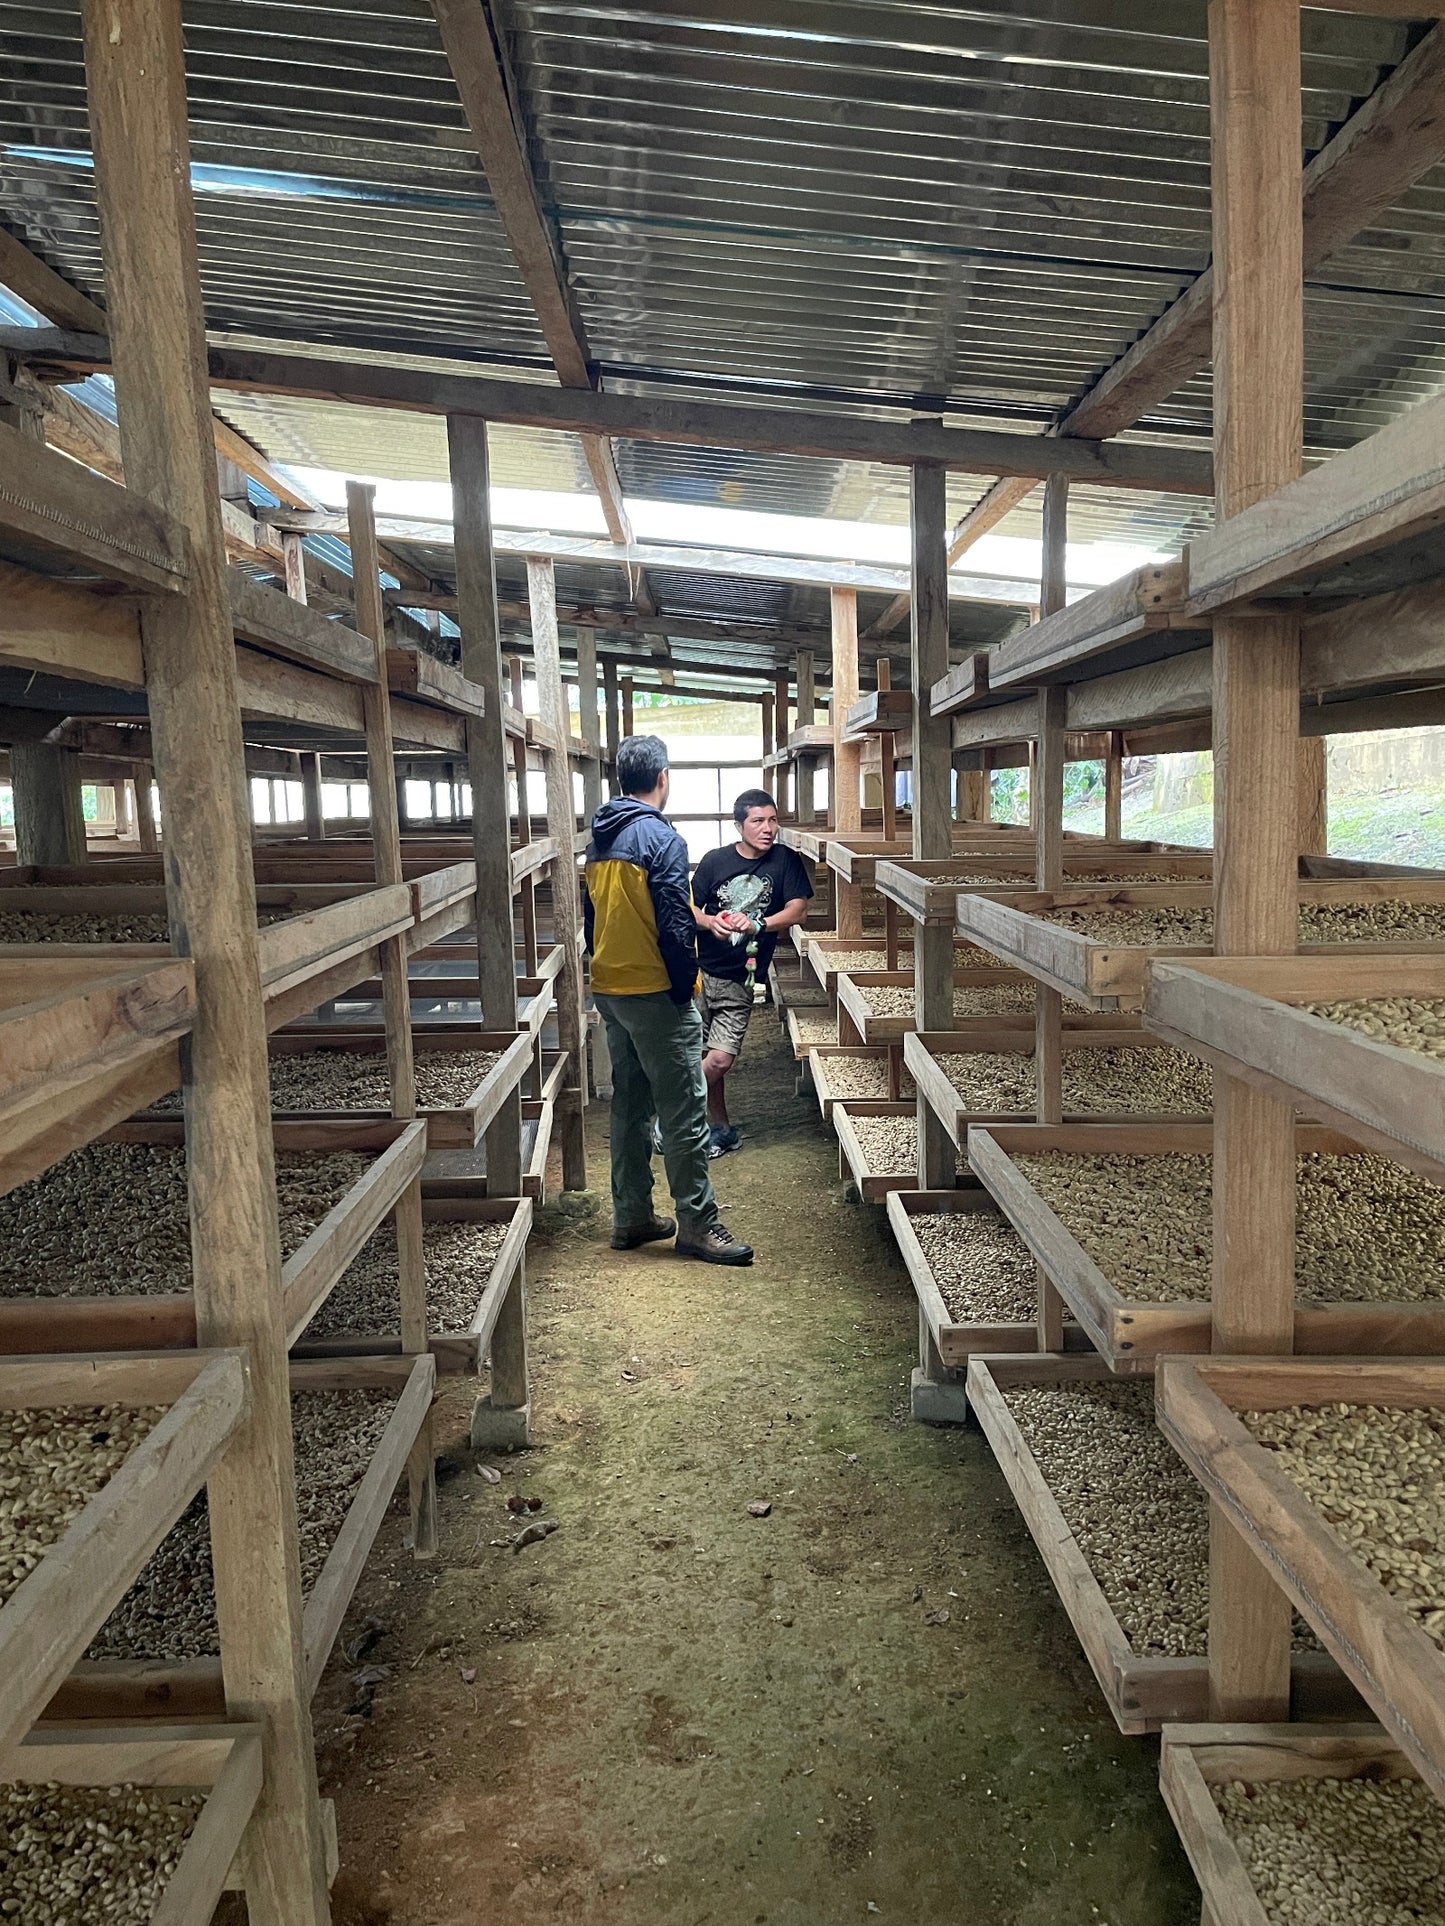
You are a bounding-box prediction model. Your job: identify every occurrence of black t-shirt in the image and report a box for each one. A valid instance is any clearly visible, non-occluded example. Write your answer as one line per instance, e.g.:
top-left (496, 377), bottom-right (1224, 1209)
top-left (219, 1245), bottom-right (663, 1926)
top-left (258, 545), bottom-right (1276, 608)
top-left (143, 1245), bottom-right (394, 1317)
top-left (692, 841), bottom-right (814, 981)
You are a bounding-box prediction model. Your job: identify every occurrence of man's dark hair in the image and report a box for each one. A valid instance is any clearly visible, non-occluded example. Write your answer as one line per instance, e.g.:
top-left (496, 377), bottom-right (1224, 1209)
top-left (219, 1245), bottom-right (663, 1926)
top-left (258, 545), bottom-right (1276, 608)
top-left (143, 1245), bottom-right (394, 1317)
top-left (734, 788), bottom-right (777, 825)
top-left (616, 734), bottom-right (670, 797)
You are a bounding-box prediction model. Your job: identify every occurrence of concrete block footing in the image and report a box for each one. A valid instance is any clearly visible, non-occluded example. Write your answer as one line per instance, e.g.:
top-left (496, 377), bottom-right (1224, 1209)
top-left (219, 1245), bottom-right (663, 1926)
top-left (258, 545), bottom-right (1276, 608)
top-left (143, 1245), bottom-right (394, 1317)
top-left (469, 1397), bottom-right (532, 1451)
top-left (910, 1367), bottom-right (970, 1427)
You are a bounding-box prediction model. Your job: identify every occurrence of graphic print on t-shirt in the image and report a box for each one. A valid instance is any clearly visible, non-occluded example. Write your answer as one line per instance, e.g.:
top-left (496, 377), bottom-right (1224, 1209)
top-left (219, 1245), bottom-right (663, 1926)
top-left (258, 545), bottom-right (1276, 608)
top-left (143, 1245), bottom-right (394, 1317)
top-left (715, 870), bottom-right (772, 948)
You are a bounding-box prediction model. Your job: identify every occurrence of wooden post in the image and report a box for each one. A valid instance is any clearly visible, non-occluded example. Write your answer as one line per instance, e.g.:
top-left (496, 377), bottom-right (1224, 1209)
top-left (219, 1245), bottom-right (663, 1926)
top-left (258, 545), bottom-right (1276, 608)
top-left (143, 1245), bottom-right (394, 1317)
top-left (761, 692), bottom-right (774, 766)
top-left (508, 656), bottom-right (540, 982)
top-left (348, 482), bottom-right (436, 1555)
top-left (11, 742), bottom-right (87, 863)
top-left (831, 588), bottom-right (864, 939)
top-left (980, 748), bottom-right (994, 823)
top-left (528, 555), bottom-right (589, 1190)
top-left (448, 418), bottom-right (525, 1196)
top-left (281, 531), bottom-right (307, 605)
top-left (794, 648), bottom-right (816, 827)
top-left (911, 461), bottom-right (955, 1190)
top-left (132, 762), bottom-right (158, 851)
top-left (576, 623), bottom-right (603, 827)
top-left (1207, 0), bottom-right (1304, 1724)
top-left (772, 670), bottom-right (790, 817)
top-left (1104, 730), bottom-right (1124, 841)
top-left (1035, 473), bottom-right (1069, 1351)
top-left (300, 753), bottom-right (324, 842)
top-left (603, 653), bottom-right (620, 797)
top-left (1297, 735), bottom-right (1327, 855)
top-left (621, 675), bottom-right (634, 740)
top-left (79, 0), bottom-right (331, 1909)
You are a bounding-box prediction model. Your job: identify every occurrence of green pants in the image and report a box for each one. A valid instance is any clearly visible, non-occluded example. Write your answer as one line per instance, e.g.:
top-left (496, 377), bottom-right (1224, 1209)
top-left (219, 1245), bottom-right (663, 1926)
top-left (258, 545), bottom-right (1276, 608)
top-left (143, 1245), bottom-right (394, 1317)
top-left (595, 991), bottom-right (718, 1234)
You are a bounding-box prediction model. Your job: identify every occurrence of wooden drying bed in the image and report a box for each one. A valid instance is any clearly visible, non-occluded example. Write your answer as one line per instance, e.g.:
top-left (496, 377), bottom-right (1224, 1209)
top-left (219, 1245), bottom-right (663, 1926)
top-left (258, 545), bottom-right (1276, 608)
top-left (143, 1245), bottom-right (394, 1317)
top-left (266, 1026), bottom-right (537, 1149)
top-left (904, 1023), bottom-right (1166, 1151)
top-left (292, 1196), bottom-right (533, 1374)
top-left (966, 1355), bottom-right (1351, 1735)
top-left (806, 1046), bottom-right (908, 1120)
top-left (0, 1350), bottom-right (247, 1753)
top-left (0, 953), bottom-right (194, 1196)
top-left (887, 1189), bottom-right (1088, 1366)
top-left (1159, 1723), bottom-right (1422, 1926)
top-left (0, 1118), bottom-right (426, 1356)
top-left (3, 1722), bottom-right (264, 1926)
top-left (833, 1101), bottom-right (918, 1202)
top-left (47, 1354), bottom-right (436, 1726)
top-left (953, 881), bottom-right (1445, 1011)
top-left (1156, 1356), bottom-right (1445, 1803)
top-left (1146, 954), bottom-right (1445, 1180)
top-left (969, 1120), bottom-right (1445, 1370)
top-left (875, 854), bottom-right (1214, 925)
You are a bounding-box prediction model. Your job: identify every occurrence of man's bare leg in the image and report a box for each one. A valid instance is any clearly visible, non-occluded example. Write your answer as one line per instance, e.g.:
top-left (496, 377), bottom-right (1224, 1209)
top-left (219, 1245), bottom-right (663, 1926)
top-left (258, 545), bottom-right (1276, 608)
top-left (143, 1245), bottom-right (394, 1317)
top-left (703, 1048), bottom-right (734, 1126)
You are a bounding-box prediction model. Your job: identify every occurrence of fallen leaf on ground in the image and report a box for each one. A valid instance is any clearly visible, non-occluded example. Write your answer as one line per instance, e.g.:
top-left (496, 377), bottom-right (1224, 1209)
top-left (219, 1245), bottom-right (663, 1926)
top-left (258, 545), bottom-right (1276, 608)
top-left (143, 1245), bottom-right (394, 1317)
top-left (924, 1608), bottom-right (951, 1627)
top-left (747, 1500), bottom-right (772, 1518)
top-left (513, 1518), bottom-right (560, 1551)
top-left (459, 1667), bottom-right (477, 1684)
top-left (476, 1464), bottom-right (502, 1484)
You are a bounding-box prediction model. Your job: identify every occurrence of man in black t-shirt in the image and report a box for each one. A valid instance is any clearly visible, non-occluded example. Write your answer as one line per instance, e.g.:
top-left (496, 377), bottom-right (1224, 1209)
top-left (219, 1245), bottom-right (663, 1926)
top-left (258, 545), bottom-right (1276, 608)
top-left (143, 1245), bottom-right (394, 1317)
top-left (690, 789), bottom-right (813, 1156)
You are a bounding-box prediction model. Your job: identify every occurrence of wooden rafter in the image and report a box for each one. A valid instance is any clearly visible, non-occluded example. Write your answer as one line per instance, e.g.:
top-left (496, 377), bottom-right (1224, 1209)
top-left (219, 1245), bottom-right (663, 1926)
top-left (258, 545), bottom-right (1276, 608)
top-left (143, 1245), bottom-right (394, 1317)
top-left (426, 0), bottom-right (659, 630)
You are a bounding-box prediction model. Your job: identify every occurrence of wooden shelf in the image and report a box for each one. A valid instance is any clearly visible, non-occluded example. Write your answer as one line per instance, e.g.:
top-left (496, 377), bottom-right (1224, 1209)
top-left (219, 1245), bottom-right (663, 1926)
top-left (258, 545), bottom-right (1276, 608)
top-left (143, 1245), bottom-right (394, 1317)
top-left (966, 1355), bottom-right (1350, 1735)
top-left (805, 1045), bottom-right (908, 1120)
top-left (970, 1120), bottom-right (1445, 1370)
top-left (385, 647), bottom-right (486, 718)
top-left (3, 1721), bottom-right (264, 1926)
top-left (785, 1004), bottom-right (837, 1060)
top-left (886, 1188), bottom-right (1085, 1366)
top-left (1184, 388), bottom-right (1445, 616)
top-left (833, 1100), bottom-right (918, 1201)
top-left (57, 1355), bottom-right (437, 1722)
top-left (0, 1350), bottom-right (248, 1754)
top-left (292, 1195), bottom-right (532, 1374)
top-left (267, 1026), bottom-right (536, 1149)
top-left (961, 562), bottom-right (1193, 699)
top-left (1159, 1722), bottom-right (1424, 1926)
top-left (1146, 954), bottom-right (1445, 1181)
top-left (875, 852), bottom-right (1214, 925)
top-left (0, 952), bottom-right (194, 1195)
top-left (843, 687), bottom-right (912, 737)
top-left (0, 1118), bottom-right (427, 1356)
top-left (925, 650), bottom-right (995, 718)
top-left (837, 968), bottom-right (1039, 1043)
top-left (0, 420), bottom-right (189, 595)
top-left (954, 882), bottom-right (1445, 1012)
top-left (1156, 1356), bottom-right (1445, 1802)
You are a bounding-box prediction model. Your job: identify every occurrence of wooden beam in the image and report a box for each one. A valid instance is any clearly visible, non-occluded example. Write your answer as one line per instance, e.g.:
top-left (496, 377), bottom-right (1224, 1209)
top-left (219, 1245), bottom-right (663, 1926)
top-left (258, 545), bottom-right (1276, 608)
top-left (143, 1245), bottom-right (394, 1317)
top-left (0, 225), bottom-right (106, 333)
top-left (1034, 473), bottom-right (1069, 1351)
top-left (1063, 19), bottom-right (1445, 440)
top-left (0, 418), bottom-right (189, 594)
top-left (13, 332), bottom-right (1215, 492)
top-left (831, 588), bottom-right (863, 938)
top-left (78, 0), bottom-right (330, 1908)
top-left (386, 590), bottom-right (832, 656)
top-left (1206, 0), bottom-right (1302, 1728)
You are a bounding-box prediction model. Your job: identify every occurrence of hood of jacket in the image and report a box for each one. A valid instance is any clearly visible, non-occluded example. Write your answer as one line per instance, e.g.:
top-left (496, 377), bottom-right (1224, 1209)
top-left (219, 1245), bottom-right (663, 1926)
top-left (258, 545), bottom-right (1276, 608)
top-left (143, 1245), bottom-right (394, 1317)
top-left (589, 795), bottom-right (663, 852)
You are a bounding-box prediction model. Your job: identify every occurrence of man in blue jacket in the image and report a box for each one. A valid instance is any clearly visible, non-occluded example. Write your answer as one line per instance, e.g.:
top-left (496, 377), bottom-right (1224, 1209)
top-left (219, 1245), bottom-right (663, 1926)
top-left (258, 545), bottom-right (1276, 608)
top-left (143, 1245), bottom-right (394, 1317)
top-left (583, 735), bottom-right (754, 1266)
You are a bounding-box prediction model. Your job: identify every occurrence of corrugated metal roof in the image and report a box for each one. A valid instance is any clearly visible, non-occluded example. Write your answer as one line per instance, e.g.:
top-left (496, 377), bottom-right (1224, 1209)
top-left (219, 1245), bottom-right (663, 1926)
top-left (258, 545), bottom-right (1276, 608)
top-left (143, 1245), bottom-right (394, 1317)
top-left (3, 0), bottom-right (1445, 668)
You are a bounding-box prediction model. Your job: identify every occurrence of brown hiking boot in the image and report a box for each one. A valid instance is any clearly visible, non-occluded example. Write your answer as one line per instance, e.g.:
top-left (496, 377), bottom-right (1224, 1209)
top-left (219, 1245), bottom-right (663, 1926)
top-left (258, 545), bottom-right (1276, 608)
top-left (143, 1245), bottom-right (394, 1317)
top-left (675, 1221), bottom-right (754, 1267)
top-left (611, 1215), bottom-right (676, 1251)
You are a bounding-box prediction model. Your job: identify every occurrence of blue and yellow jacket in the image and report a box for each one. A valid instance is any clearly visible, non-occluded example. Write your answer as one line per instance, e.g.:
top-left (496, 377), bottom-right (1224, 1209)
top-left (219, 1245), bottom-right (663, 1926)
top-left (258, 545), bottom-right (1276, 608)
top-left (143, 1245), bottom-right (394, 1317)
top-left (583, 797), bottom-right (699, 1004)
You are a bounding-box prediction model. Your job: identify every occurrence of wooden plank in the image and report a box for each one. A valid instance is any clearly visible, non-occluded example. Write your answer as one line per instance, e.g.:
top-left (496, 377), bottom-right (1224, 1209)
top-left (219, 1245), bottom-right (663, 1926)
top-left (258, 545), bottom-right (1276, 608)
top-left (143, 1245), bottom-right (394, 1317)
top-left (0, 418), bottom-right (187, 592)
top-left (844, 688), bottom-right (912, 737)
top-left (234, 645), bottom-right (367, 733)
top-left (385, 648), bottom-right (486, 718)
top-left (229, 573), bottom-right (376, 683)
top-left (255, 884), bottom-right (414, 1000)
top-left (988, 563), bottom-right (1190, 693)
top-left (0, 559), bottom-right (146, 688)
top-left (928, 651), bottom-right (994, 719)
top-left (1157, 1357), bottom-right (1445, 1799)
top-left (833, 1100), bottom-right (917, 1202)
top-left (886, 1187), bottom-right (1053, 1366)
top-left (301, 1355), bottom-right (435, 1693)
top-left (0, 1351), bottom-right (247, 1754)
top-left (280, 1120), bottom-right (428, 1344)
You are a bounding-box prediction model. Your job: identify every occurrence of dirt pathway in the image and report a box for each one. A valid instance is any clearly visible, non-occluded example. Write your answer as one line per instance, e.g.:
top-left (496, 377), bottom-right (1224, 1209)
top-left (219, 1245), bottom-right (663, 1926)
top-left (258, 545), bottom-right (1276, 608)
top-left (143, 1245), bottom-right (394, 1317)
top-left (318, 1016), bottom-right (1196, 1925)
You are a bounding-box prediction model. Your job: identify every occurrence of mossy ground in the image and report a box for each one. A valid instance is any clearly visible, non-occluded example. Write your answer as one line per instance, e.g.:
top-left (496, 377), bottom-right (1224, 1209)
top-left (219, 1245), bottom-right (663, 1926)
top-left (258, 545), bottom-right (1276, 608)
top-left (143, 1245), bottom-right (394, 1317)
top-left (315, 1015), bottom-right (1197, 1926)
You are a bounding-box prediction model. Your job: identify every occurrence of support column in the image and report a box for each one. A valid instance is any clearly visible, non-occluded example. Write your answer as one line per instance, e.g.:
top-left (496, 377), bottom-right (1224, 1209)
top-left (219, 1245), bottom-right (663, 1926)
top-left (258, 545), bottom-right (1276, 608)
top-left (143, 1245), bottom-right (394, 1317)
top-left (1207, 0), bottom-right (1303, 1724)
top-left (603, 654), bottom-right (620, 797)
top-left (80, 0), bottom-right (330, 1908)
top-left (621, 674), bottom-right (635, 740)
top-left (132, 762), bottom-right (158, 852)
top-left (281, 531), bottom-right (308, 605)
top-left (529, 555), bottom-right (589, 1190)
top-left (830, 588), bottom-right (864, 939)
top-left (1297, 736), bottom-right (1327, 857)
top-left (794, 648), bottom-right (816, 827)
top-left (1035, 477), bottom-right (1069, 1351)
top-left (349, 482), bottom-right (436, 1556)
top-left (1104, 731), bottom-right (1124, 842)
top-left (300, 753), bottom-right (324, 842)
top-left (11, 741), bottom-right (86, 863)
top-left (910, 461), bottom-right (955, 1194)
top-left (448, 418), bottom-right (525, 1199)
top-left (576, 624), bottom-right (603, 827)
top-left (772, 670), bottom-right (790, 818)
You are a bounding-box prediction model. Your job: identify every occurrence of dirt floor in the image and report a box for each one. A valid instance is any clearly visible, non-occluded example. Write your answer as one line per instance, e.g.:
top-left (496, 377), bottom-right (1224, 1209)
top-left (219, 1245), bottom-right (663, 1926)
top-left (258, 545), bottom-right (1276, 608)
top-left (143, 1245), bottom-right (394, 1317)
top-left (315, 1013), bottom-right (1198, 1925)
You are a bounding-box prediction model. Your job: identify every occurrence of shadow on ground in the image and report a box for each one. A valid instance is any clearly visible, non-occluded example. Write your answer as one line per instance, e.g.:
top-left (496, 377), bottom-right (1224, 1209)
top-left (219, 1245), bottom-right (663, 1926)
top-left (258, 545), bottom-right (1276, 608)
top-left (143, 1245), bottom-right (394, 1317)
top-left (314, 1013), bottom-right (1197, 1925)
